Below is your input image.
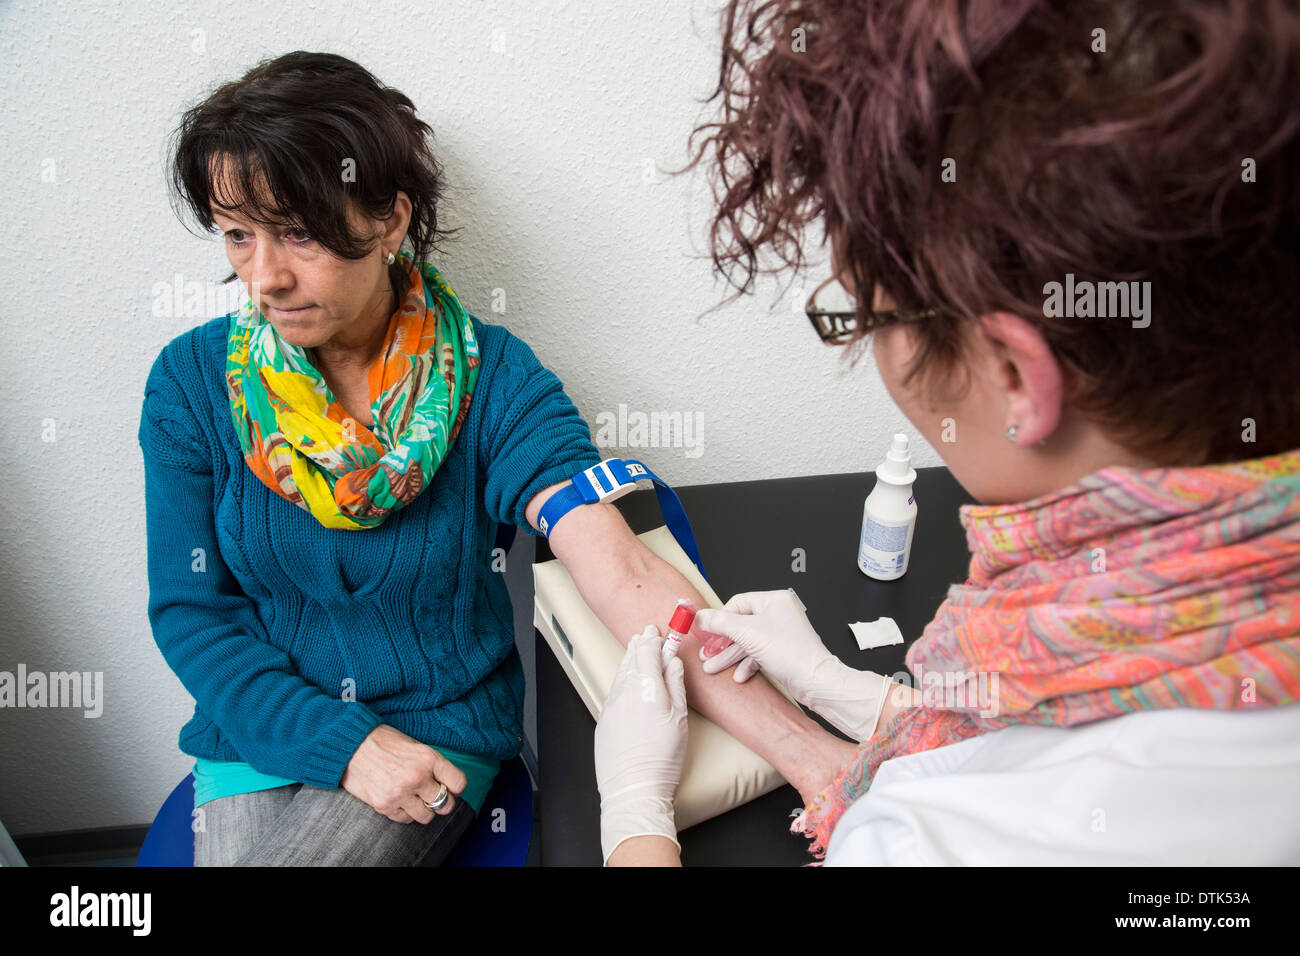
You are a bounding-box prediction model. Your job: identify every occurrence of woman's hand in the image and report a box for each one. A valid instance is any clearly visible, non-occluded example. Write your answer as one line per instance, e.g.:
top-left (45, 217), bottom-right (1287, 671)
top-left (340, 724), bottom-right (468, 823)
top-left (695, 589), bottom-right (896, 743)
top-left (594, 625), bottom-right (688, 866)
top-left (695, 589), bottom-right (838, 696)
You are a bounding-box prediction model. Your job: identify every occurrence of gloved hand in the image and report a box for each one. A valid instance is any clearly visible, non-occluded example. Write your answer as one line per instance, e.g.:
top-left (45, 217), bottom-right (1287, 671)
top-left (694, 590), bottom-right (895, 743)
top-left (594, 625), bottom-right (689, 866)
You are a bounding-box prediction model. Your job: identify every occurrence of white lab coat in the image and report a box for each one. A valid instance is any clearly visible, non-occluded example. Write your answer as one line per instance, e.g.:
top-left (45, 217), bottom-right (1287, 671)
top-left (823, 703), bottom-right (1300, 865)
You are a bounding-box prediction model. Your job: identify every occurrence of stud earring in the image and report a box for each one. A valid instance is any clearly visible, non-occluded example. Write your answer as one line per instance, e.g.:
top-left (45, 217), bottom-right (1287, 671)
top-left (386, 250), bottom-right (395, 265)
top-left (1006, 425), bottom-right (1019, 443)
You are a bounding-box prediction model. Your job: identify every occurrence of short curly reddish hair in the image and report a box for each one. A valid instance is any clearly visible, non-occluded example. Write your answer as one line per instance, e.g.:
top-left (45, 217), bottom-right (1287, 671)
top-left (683, 0), bottom-right (1300, 465)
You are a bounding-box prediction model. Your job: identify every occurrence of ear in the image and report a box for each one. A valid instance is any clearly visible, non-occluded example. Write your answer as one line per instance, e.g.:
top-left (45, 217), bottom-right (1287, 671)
top-left (381, 190), bottom-right (413, 248)
top-left (973, 312), bottom-right (1064, 445)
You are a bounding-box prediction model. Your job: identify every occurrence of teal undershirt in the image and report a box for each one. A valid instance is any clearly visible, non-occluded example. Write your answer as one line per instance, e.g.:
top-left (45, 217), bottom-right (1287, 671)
top-left (193, 744), bottom-right (500, 815)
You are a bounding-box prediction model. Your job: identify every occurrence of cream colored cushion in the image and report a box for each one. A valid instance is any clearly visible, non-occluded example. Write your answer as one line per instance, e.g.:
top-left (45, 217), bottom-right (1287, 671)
top-left (533, 525), bottom-right (797, 831)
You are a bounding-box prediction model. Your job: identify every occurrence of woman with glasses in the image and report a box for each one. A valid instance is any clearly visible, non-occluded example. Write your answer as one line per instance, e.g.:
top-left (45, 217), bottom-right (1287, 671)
top-left (141, 50), bottom-right (849, 866)
top-left (594, 0), bottom-right (1300, 866)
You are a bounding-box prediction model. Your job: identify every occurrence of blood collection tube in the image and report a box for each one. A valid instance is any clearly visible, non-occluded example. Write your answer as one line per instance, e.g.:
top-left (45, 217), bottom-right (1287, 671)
top-left (661, 598), bottom-right (734, 666)
top-left (661, 600), bottom-right (696, 666)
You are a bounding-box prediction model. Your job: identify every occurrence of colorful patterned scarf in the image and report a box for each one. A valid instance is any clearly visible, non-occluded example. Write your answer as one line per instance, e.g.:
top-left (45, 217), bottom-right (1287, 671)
top-left (225, 251), bottom-right (480, 530)
top-left (792, 447), bottom-right (1300, 860)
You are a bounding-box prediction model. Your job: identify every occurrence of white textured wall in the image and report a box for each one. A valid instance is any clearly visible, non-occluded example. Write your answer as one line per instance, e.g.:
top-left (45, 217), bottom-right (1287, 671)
top-left (0, 0), bottom-right (939, 836)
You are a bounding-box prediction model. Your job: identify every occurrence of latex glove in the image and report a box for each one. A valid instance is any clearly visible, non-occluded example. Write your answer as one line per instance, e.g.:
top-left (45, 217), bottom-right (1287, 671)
top-left (694, 590), bottom-right (894, 743)
top-left (594, 624), bottom-right (689, 866)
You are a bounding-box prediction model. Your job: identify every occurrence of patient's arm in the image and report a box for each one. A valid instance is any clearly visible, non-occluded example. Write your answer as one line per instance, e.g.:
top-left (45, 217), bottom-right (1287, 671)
top-left (528, 484), bottom-right (859, 806)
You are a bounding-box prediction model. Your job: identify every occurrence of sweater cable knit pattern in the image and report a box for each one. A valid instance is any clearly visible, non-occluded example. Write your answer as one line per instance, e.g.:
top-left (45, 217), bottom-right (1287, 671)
top-left (138, 311), bottom-right (601, 788)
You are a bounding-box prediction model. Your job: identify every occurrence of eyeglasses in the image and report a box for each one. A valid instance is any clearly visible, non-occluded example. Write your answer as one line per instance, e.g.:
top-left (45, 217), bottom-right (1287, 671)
top-left (805, 275), bottom-right (935, 345)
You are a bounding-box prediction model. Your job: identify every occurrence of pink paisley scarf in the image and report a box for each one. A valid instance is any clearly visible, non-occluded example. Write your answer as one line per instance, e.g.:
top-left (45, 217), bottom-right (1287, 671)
top-left (792, 447), bottom-right (1300, 860)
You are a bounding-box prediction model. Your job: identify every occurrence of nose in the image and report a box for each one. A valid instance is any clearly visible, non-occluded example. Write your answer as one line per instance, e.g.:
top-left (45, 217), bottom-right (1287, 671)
top-left (244, 236), bottom-right (295, 310)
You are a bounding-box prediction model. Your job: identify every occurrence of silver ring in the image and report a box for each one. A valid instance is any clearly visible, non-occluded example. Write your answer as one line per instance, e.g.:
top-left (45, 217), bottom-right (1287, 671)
top-left (422, 783), bottom-right (448, 812)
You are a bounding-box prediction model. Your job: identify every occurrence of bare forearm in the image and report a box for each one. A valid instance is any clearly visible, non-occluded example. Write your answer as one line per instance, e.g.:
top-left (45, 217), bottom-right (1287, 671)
top-left (582, 554), bottom-right (858, 805)
top-left (538, 493), bottom-right (860, 805)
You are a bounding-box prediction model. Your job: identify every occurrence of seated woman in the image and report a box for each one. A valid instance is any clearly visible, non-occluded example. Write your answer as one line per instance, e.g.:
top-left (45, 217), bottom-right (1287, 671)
top-left (592, 0), bottom-right (1300, 865)
top-left (142, 50), bottom-right (851, 866)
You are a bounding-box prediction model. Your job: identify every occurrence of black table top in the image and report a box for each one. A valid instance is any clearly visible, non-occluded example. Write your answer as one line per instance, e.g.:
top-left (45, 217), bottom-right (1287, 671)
top-left (534, 466), bottom-right (976, 866)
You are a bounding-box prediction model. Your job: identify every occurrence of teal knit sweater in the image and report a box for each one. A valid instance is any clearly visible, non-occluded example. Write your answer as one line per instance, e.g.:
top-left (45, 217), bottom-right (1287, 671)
top-left (138, 312), bottom-right (601, 787)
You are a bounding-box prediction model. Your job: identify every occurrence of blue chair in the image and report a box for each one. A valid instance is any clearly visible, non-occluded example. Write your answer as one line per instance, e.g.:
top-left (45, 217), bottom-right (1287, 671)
top-left (136, 754), bottom-right (535, 867)
top-left (135, 773), bottom-right (195, 867)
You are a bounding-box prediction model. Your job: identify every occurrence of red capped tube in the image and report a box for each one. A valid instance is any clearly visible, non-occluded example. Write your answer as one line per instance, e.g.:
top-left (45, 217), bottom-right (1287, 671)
top-left (661, 599), bottom-right (697, 664)
top-left (668, 601), bottom-right (696, 636)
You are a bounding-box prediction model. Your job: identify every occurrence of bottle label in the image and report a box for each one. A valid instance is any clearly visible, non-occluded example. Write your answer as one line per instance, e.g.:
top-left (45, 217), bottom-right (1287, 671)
top-left (858, 517), bottom-right (909, 575)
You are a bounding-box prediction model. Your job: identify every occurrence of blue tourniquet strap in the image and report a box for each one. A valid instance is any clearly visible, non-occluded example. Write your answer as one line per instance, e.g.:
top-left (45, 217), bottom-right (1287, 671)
top-left (536, 457), bottom-right (708, 584)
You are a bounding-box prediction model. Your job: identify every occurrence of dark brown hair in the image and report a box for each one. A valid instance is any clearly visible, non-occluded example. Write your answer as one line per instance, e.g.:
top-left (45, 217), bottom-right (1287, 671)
top-left (682, 0), bottom-right (1300, 465)
top-left (168, 50), bottom-right (455, 297)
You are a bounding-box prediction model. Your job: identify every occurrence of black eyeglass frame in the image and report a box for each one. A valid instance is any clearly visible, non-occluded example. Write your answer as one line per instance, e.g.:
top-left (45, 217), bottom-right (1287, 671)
top-left (804, 275), bottom-right (936, 344)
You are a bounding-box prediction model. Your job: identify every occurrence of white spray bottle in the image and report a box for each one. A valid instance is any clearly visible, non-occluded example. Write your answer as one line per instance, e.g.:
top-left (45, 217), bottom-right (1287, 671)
top-left (857, 433), bottom-right (917, 580)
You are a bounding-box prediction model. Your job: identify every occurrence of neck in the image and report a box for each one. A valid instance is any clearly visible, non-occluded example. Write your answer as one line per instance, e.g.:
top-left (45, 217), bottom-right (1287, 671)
top-left (310, 283), bottom-right (398, 374)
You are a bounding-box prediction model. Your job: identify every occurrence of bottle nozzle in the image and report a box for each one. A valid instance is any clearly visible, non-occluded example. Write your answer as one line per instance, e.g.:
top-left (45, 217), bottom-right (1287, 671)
top-left (877, 432), bottom-right (916, 483)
